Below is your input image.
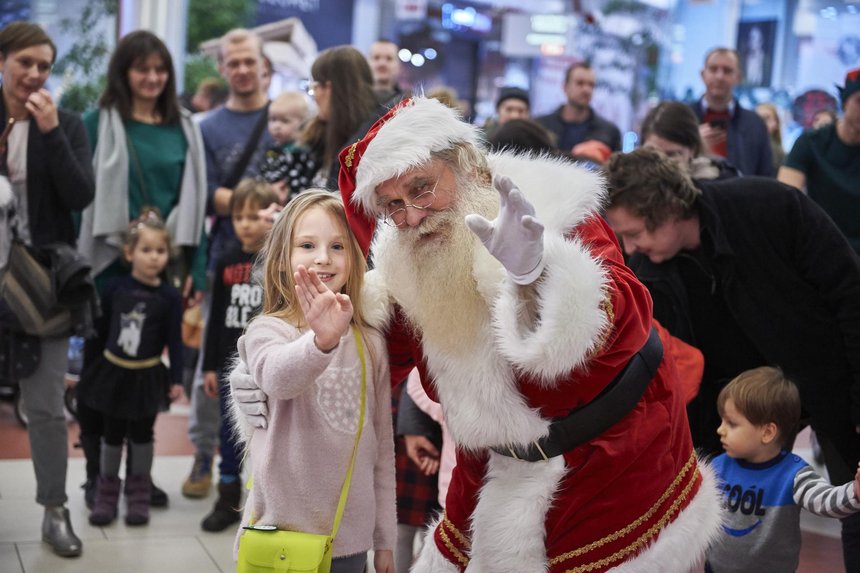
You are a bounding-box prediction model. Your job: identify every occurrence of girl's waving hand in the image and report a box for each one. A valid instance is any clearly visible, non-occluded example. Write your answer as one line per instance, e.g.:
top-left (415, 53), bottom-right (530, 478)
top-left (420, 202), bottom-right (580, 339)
top-left (294, 264), bottom-right (353, 352)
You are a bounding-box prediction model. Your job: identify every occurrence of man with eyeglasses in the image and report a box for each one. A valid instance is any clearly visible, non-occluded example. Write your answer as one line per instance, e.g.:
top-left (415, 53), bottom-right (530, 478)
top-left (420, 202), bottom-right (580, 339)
top-left (232, 96), bottom-right (722, 572)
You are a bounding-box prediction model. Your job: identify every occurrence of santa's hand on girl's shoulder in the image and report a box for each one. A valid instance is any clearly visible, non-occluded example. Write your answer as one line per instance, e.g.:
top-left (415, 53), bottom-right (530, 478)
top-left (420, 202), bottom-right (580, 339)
top-left (0, 175), bottom-right (12, 208)
top-left (294, 265), bottom-right (353, 352)
top-left (229, 360), bottom-right (268, 429)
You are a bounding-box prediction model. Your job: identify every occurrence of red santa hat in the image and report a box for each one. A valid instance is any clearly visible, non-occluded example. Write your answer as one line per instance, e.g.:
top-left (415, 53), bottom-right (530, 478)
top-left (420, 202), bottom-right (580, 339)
top-left (338, 96), bottom-right (483, 255)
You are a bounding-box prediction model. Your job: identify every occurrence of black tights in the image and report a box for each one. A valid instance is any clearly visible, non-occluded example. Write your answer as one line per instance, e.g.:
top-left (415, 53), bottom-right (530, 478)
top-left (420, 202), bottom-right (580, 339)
top-left (102, 414), bottom-right (155, 446)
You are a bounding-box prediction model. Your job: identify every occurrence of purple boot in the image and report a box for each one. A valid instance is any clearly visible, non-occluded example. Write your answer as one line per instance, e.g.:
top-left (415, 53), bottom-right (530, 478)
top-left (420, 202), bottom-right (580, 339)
top-left (89, 476), bottom-right (121, 526)
top-left (125, 474), bottom-right (152, 526)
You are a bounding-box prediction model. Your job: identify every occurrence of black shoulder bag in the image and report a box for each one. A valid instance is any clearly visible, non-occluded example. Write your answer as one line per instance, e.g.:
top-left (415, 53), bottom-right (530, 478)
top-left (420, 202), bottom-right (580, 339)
top-left (223, 102), bottom-right (271, 190)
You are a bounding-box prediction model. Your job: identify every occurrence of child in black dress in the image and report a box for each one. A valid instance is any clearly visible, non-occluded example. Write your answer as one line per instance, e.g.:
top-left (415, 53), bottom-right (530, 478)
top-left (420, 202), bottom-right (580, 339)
top-left (77, 211), bottom-right (184, 526)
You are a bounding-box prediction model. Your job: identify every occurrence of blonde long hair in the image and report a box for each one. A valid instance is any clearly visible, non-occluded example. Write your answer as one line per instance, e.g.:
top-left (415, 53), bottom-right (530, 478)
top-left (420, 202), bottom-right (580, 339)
top-left (259, 190), bottom-right (369, 333)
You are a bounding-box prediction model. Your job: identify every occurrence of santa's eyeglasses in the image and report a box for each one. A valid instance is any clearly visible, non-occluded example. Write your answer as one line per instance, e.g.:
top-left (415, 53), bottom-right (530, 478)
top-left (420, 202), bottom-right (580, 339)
top-left (382, 181), bottom-right (439, 227)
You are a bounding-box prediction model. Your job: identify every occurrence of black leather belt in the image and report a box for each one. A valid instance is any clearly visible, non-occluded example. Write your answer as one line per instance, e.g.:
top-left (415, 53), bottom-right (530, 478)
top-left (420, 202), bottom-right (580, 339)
top-left (492, 327), bottom-right (663, 462)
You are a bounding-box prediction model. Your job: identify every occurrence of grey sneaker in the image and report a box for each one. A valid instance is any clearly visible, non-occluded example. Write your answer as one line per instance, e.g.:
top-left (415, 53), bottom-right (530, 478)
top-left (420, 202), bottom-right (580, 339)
top-left (42, 506), bottom-right (82, 557)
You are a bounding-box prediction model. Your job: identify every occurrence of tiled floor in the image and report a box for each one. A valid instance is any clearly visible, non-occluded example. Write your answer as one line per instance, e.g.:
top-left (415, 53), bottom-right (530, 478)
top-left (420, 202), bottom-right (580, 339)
top-left (0, 396), bottom-right (847, 572)
top-left (0, 398), bottom-right (239, 573)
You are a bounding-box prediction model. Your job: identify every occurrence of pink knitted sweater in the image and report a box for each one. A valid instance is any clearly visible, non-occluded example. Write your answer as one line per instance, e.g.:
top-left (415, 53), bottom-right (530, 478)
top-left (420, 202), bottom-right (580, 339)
top-left (236, 315), bottom-right (396, 559)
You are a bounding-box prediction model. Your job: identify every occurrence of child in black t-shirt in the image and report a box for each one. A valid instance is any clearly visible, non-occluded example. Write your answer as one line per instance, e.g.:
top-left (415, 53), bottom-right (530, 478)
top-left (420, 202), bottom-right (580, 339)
top-left (78, 211), bottom-right (184, 528)
top-left (199, 178), bottom-right (277, 531)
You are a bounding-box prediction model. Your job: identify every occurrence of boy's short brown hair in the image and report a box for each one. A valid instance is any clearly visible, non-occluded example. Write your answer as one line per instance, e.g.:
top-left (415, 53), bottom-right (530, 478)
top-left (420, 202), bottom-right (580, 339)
top-left (717, 366), bottom-right (801, 449)
top-left (230, 178), bottom-right (278, 214)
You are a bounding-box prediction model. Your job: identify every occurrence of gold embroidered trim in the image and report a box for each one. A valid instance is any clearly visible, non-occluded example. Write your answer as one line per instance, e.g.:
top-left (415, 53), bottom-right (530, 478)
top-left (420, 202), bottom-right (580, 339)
top-left (591, 289), bottom-right (615, 353)
top-left (549, 451), bottom-right (697, 566)
top-left (344, 142), bottom-right (358, 169)
top-left (560, 465), bottom-right (701, 573)
top-left (443, 514), bottom-right (471, 549)
top-left (438, 522), bottom-right (470, 567)
top-left (602, 289), bottom-right (615, 326)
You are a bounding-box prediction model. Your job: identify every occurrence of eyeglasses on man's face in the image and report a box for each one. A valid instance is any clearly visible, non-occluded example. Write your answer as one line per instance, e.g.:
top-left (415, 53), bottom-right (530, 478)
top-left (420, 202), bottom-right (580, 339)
top-left (382, 181), bottom-right (439, 227)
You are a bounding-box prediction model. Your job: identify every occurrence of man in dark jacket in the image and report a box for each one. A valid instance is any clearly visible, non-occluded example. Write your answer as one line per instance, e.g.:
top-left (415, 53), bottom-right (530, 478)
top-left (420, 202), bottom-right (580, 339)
top-left (535, 62), bottom-right (621, 153)
top-left (690, 47), bottom-right (773, 177)
top-left (605, 147), bottom-right (860, 570)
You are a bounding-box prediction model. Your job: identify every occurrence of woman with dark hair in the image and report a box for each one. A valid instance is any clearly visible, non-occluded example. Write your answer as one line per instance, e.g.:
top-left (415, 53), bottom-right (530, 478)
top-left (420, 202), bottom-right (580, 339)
top-left (301, 46), bottom-right (383, 188)
top-left (76, 30), bottom-right (207, 511)
top-left (487, 118), bottom-right (557, 155)
top-left (640, 101), bottom-right (740, 180)
top-left (0, 20), bottom-right (94, 557)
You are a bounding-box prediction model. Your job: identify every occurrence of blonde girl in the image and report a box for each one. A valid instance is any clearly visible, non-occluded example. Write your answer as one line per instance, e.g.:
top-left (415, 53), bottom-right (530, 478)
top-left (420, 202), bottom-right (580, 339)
top-left (236, 190), bottom-right (395, 573)
top-left (755, 102), bottom-right (785, 172)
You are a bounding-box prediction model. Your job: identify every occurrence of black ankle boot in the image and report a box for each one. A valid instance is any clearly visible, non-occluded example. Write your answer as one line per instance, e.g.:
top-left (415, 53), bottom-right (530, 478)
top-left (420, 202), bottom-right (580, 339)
top-left (150, 482), bottom-right (169, 507)
top-left (201, 481), bottom-right (242, 532)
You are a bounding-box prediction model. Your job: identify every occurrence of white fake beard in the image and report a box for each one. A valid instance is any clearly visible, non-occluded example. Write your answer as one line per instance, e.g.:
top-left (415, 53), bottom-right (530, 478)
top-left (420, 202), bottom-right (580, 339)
top-left (385, 178), bottom-right (499, 356)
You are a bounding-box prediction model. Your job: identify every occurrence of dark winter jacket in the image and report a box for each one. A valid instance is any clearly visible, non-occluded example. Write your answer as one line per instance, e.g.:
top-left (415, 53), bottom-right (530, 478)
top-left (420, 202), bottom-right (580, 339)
top-left (690, 98), bottom-right (774, 177)
top-left (0, 90), bottom-right (94, 248)
top-left (628, 177), bottom-right (860, 468)
top-left (535, 106), bottom-right (622, 152)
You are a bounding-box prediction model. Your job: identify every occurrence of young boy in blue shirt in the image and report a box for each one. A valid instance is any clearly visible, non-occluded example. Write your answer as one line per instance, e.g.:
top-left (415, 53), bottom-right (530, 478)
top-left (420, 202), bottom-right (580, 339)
top-left (707, 366), bottom-right (860, 572)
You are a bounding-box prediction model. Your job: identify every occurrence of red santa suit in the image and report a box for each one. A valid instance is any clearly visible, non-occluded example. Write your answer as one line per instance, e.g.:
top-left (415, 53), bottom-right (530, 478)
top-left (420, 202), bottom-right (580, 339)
top-left (338, 98), bottom-right (723, 572)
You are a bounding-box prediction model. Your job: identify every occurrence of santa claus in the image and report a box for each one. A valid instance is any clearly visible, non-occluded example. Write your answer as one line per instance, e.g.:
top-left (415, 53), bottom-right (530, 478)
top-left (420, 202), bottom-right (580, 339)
top-left (234, 96), bottom-right (723, 572)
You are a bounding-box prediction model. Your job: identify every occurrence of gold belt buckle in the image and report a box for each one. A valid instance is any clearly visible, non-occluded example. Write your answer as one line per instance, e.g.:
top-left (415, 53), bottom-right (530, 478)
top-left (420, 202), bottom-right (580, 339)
top-left (506, 441), bottom-right (550, 462)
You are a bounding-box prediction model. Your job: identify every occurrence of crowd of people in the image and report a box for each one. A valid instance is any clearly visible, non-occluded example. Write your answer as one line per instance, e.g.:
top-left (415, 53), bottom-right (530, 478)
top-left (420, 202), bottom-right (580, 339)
top-left (1, 17), bottom-right (859, 573)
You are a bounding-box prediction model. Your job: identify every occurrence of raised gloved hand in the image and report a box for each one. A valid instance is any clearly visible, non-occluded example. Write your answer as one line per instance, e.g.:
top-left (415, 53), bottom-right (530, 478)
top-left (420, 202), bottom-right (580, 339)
top-left (229, 360), bottom-right (268, 429)
top-left (465, 175), bottom-right (545, 285)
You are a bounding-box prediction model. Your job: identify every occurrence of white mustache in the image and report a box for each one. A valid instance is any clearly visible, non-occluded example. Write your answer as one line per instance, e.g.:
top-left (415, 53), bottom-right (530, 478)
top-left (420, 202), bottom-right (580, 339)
top-left (401, 211), bottom-right (455, 241)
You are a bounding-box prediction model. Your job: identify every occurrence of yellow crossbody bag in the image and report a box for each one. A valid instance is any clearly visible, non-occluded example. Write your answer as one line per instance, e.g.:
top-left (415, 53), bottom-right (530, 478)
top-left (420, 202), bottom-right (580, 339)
top-left (236, 328), bottom-right (367, 573)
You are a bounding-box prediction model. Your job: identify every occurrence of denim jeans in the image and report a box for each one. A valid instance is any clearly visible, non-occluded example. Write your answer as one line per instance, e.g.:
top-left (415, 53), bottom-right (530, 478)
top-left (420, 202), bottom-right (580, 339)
top-left (187, 288), bottom-right (219, 456)
top-left (217, 371), bottom-right (243, 479)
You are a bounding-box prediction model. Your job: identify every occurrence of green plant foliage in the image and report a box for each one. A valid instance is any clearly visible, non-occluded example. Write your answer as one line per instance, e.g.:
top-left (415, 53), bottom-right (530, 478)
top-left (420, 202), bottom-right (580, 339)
top-left (54, 0), bottom-right (117, 112)
top-left (186, 0), bottom-right (253, 53)
top-left (184, 52), bottom-right (223, 94)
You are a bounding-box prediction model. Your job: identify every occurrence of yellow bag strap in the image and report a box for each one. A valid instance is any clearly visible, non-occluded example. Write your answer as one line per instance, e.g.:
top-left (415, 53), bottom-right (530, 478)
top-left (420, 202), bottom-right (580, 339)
top-left (330, 326), bottom-right (367, 541)
top-left (246, 327), bottom-right (367, 535)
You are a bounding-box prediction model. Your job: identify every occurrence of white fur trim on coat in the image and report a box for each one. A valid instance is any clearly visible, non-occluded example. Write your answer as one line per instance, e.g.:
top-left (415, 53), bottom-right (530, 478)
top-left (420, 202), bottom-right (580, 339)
top-left (411, 514), bottom-right (462, 573)
top-left (227, 352), bottom-right (257, 448)
top-left (352, 97), bottom-right (483, 215)
top-left (493, 231), bottom-right (609, 383)
top-left (607, 460), bottom-right (724, 573)
top-left (469, 453), bottom-right (567, 572)
top-left (359, 268), bottom-right (393, 332)
top-left (411, 459), bottom-right (724, 573)
top-left (409, 514), bottom-right (460, 573)
top-left (488, 152), bottom-right (606, 237)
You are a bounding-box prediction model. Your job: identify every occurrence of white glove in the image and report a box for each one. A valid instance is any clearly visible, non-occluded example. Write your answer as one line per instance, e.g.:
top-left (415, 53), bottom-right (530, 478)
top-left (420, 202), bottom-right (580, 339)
top-left (229, 360), bottom-right (269, 429)
top-left (0, 175), bottom-right (13, 208)
top-left (465, 175), bottom-right (546, 285)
